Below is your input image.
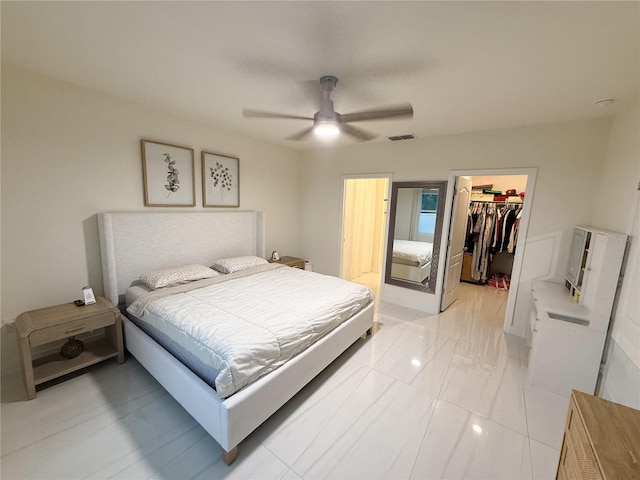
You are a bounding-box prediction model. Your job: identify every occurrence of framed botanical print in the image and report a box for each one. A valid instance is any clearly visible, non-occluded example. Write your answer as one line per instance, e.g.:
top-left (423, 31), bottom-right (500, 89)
top-left (141, 139), bottom-right (195, 207)
top-left (201, 151), bottom-right (240, 207)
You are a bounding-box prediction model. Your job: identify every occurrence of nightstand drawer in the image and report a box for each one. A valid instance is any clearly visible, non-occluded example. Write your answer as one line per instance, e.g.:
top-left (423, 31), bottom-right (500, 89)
top-left (29, 312), bottom-right (116, 347)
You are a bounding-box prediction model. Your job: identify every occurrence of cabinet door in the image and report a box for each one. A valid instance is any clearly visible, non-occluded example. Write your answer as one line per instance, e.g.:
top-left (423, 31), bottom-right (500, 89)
top-left (582, 233), bottom-right (606, 313)
top-left (566, 228), bottom-right (586, 286)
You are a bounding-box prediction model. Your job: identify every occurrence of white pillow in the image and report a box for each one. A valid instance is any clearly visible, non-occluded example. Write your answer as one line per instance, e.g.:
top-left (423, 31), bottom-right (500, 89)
top-left (211, 256), bottom-right (268, 274)
top-left (139, 264), bottom-right (217, 290)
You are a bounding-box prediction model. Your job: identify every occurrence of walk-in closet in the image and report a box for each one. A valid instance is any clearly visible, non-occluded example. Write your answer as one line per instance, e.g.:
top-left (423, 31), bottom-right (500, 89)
top-left (460, 175), bottom-right (528, 291)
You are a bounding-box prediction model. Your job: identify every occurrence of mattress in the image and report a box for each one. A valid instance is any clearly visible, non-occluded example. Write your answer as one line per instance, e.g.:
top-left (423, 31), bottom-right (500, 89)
top-left (392, 240), bottom-right (433, 266)
top-left (126, 264), bottom-right (374, 398)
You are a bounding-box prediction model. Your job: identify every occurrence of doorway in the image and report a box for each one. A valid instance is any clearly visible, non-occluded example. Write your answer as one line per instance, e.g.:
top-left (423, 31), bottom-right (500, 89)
top-left (441, 169), bottom-right (537, 333)
top-left (340, 175), bottom-right (391, 298)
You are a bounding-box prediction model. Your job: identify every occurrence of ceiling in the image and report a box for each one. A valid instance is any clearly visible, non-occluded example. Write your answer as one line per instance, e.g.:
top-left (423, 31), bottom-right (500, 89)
top-left (2, 1), bottom-right (639, 150)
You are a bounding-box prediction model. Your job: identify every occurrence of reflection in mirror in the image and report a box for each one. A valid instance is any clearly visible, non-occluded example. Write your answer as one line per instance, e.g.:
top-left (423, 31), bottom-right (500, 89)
top-left (385, 181), bottom-right (447, 293)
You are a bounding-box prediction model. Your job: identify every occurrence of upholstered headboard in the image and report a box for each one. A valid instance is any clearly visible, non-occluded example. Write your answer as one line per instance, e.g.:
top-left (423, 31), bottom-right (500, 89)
top-left (98, 212), bottom-right (265, 307)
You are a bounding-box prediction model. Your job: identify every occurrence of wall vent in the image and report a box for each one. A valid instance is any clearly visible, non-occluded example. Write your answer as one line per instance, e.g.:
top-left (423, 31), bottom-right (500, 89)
top-left (388, 134), bottom-right (415, 141)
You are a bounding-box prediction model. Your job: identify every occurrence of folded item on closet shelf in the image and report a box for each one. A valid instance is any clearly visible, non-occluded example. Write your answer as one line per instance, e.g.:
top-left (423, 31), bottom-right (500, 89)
top-left (494, 195), bottom-right (508, 202)
top-left (471, 192), bottom-right (495, 201)
top-left (505, 189), bottom-right (517, 195)
top-left (472, 184), bottom-right (493, 191)
top-left (483, 189), bottom-right (502, 194)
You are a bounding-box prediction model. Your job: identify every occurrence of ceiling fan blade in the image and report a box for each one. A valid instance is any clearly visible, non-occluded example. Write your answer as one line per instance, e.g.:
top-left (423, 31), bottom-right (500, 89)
top-left (287, 126), bottom-right (315, 141)
top-left (340, 124), bottom-right (377, 141)
top-left (243, 109), bottom-right (313, 121)
top-left (339, 103), bottom-right (414, 123)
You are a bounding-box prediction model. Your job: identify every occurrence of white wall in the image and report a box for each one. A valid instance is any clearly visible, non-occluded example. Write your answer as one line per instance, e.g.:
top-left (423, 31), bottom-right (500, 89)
top-left (592, 104), bottom-right (640, 232)
top-left (593, 103), bottom-right (640, 409)
top-left (1, 66), bottom-right (302, 325)
top-left (299, 118), bottom-right (613, 334)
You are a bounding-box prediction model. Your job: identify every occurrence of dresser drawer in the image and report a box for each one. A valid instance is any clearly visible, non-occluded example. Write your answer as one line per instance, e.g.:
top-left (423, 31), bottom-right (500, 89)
top-left (29, 312), bottom-right (116, 347)
top-left (558, 439), bottom-right (580, 480)
top-left (565, 401), bottom-right (602, 480)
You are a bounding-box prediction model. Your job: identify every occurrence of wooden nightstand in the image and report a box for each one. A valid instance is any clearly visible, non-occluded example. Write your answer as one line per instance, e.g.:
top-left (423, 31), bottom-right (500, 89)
top-left (268, 256), bottom-right (306, 269)
top-left (15, 297), bottom-right (124, 399)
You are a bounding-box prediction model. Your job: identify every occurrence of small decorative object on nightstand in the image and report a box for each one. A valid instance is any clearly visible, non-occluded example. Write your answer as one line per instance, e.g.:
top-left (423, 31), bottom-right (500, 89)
top-left (15, 297), bottom-right (124, 399)
top-left (60, 336), bottom-right (84, 359)
top-left (82, 286), bottom-right (96, 305)
top-left (268, 255), bottom-right (306, 269)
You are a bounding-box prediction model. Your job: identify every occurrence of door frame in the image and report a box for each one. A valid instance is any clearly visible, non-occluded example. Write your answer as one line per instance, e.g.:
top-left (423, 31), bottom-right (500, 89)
top-left (338, 173), bottom-right (393, 282)
top-left (439, 167), bottom-right (537, 332)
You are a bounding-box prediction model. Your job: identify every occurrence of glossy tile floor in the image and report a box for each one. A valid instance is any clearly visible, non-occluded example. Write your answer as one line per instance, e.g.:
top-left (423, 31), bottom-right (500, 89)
top-left (1, 282), bottom-right (569, 479)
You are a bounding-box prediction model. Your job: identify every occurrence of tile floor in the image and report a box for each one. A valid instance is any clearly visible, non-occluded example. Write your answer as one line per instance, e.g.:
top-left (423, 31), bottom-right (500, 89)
top-left (1, 281), bottom-right (569, 479)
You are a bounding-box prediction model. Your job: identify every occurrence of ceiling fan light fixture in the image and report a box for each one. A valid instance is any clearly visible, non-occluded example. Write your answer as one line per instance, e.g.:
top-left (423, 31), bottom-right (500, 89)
top-left (313, 121), bottom-right (340, 138)
top-left (243, 75), bottom-right (413, 143)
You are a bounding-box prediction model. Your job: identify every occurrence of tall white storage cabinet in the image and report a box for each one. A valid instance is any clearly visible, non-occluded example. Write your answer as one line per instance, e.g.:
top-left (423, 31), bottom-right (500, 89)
top-left (527, 227), bottom-right (627, 397)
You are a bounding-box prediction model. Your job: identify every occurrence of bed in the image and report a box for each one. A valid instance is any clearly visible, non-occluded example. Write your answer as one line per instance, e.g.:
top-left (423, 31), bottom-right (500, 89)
top-left (390, 239), bottom-right (433, 283)
top-left (98, 211), bottom-right (374, 465)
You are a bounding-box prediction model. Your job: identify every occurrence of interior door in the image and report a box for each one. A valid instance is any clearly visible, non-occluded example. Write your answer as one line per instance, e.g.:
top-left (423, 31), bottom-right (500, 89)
top-left (441, 176), bottom-right (472, 311)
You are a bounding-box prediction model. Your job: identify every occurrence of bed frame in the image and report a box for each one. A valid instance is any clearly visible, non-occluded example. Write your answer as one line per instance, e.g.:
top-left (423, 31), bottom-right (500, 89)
top-left (98, 212), bottom-right (374, 465)
top-left (390, 259), bottom-right (431, 283)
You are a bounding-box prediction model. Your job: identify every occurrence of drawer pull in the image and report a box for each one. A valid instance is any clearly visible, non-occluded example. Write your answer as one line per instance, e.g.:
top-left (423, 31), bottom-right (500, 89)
top-left (64, 326), bottom-right (85, 334)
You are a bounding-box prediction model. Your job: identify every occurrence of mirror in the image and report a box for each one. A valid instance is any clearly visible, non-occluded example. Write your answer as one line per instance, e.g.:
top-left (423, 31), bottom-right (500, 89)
top-left (385, 181), bottom-right (447, 293)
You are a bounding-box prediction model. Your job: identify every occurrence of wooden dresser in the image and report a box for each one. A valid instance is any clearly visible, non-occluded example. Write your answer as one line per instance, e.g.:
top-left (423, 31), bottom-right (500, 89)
top-left (557, 390), bottom-right (640, 480)
top-left (460, 252), bottom-right (475, 283)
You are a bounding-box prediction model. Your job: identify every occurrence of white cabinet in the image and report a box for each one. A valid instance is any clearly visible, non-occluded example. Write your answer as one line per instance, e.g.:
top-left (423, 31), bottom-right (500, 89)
top-left (565, 227), bottom-right (588, 290)
top-left (527, 227), bottom-right (626, 397)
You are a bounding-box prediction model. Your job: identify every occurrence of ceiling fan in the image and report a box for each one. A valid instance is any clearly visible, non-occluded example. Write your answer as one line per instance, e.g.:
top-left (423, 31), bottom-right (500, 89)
top-left (243, 75), bottom-right (413, 141)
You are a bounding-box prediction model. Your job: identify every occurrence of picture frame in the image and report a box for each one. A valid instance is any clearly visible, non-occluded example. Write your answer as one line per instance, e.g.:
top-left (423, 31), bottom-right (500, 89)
top-left (141, 139), bottom-right (195, 207)
top-left (82, 286), bottom-right (96, 305)
top-left (201, 151), bottom-right (240, 208)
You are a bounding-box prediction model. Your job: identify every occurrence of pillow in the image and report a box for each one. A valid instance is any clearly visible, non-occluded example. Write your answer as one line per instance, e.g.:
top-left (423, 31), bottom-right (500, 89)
top-left (139, 264), bottom-right (217, 290)
top-left (211, 256), bottom-right (268, 274)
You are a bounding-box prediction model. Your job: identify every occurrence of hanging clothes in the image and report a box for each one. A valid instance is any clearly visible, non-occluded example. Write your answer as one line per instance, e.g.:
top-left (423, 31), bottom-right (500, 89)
top-left (465, 202), bottom-right (523, 282)
top-left (467, 202), bottom-right (497, 282)
top-left (507, 207), bottom-right (523, 254)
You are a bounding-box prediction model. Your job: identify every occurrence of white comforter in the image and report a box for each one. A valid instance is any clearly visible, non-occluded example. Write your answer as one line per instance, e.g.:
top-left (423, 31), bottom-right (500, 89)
top-left (392, 240), bottom-right (433, 265)
top-left (127, 264), bottom-right (373, 398)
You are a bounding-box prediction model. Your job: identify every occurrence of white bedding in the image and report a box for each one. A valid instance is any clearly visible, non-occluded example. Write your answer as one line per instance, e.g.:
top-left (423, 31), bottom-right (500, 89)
top-left (127, 264), bottom-right (373, 398)
top-left (392, 240), bottom-right (433, 265)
